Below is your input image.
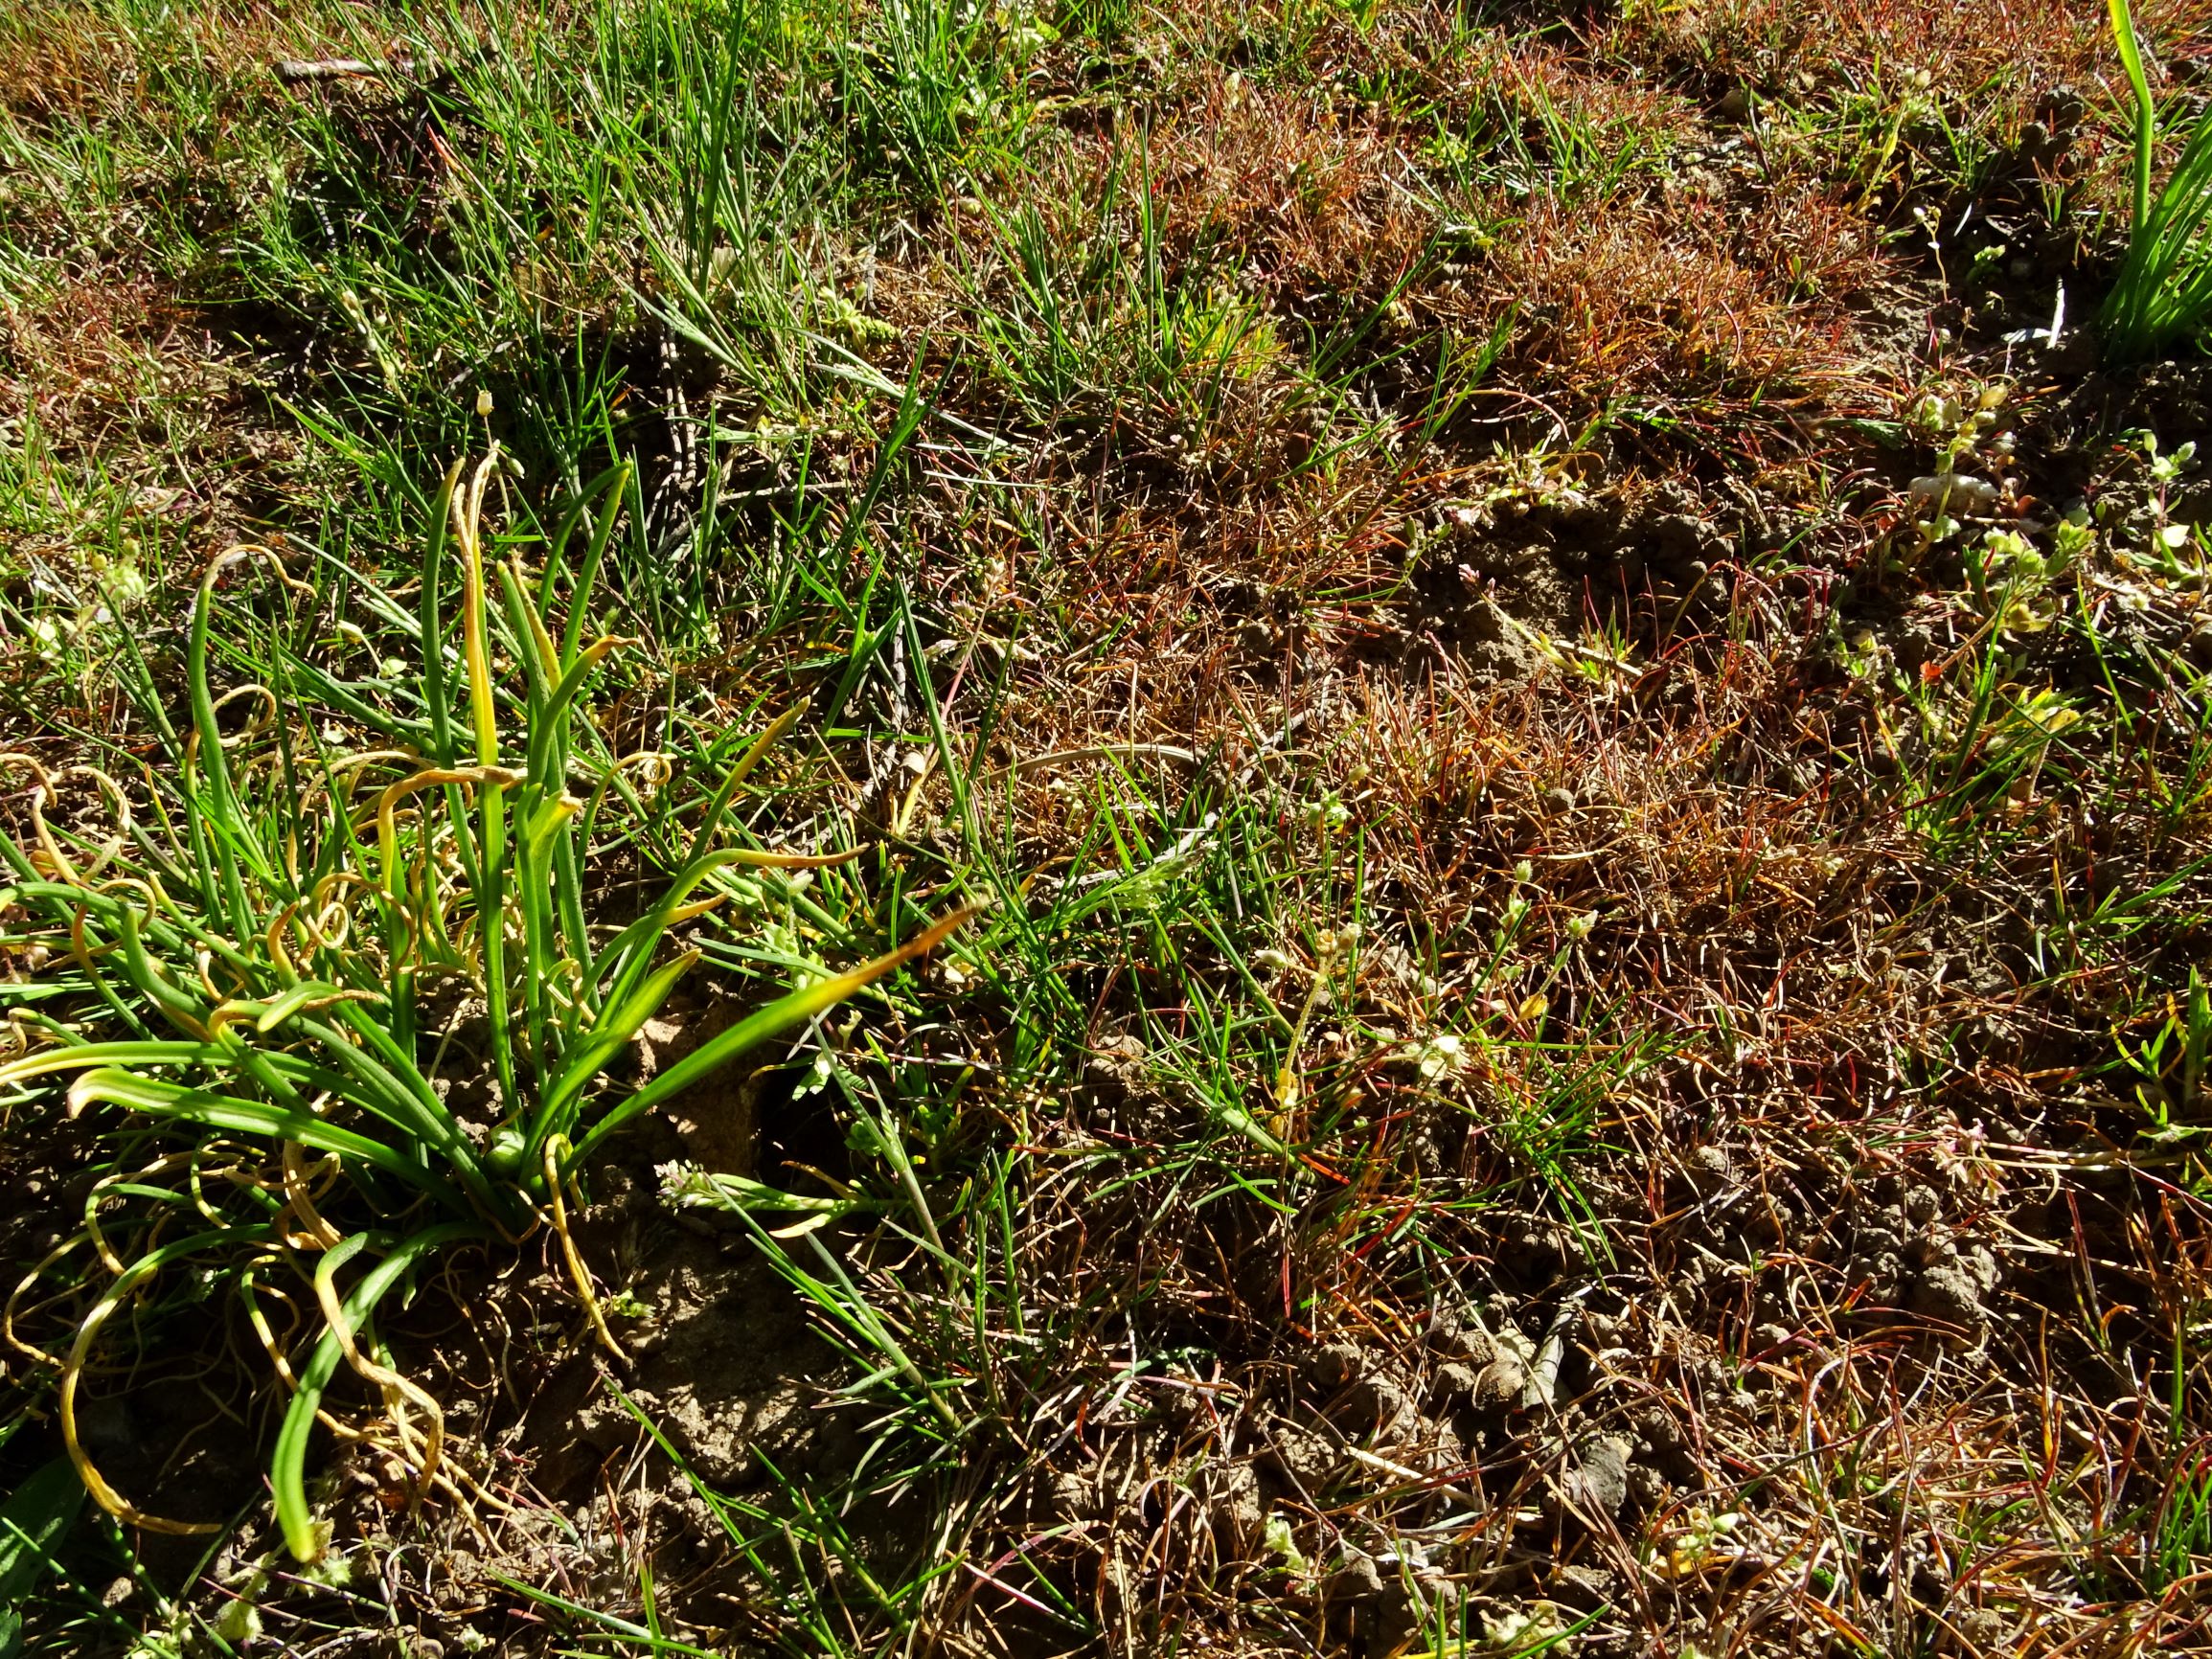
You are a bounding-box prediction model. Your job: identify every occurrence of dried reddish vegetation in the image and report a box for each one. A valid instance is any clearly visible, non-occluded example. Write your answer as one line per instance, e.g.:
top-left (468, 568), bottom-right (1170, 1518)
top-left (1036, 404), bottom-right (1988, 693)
top-left (1628, 0), bottom-right (2129, 102)
top-left (5, 0), bottom-right (2212, 1655)
top-left (1471, 188), bottom-right (1884, 428)
top-left (1147, 73), bottom-right (1434, 289)
top-left (0, 276), bottom-right (290, 563)
top-left (1151, 14), bottom-right (1903, 443)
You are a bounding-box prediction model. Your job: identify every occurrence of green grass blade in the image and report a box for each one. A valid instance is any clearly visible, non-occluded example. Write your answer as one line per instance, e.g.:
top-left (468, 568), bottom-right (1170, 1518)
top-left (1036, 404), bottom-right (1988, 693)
top-left (0, 1456), bottom-right (87, 1611)
top-left (270, 1223), bottom-right (485, 1561)
top-left (66, 1070), bottom-right (466, 1207)
top-left (0, 1041), bottom-right (229, 1089)
top-left (2113, 0), bottom-right (2155, 233)
top-left (565, 902), bottom-right (982, 1170)
top-left (528, 948), bottom-right (700, 1161)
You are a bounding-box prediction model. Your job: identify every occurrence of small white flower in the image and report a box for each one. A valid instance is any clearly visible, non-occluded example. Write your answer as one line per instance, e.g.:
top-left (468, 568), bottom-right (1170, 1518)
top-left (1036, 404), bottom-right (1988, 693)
top-left (1403, 1033), bottom-right (1471, 1080)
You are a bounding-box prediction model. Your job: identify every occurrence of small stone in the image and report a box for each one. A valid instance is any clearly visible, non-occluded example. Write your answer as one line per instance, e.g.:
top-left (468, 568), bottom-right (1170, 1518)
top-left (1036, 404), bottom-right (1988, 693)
top-left (1433, 1361), bottom-right (1482, 1403)
top-left (1472, 1354), bottom-right (1527, 1409)
top-left (1325, 1552), bottom-right (1385, 1604)
top-left (1955, 1607), bottom-right (2005, 1649)
top-left (1343, 1374), bottom-right (1415, 1433)
top-left (1431, 1308), bottom-right (1497, 1366)
top-left (1050, 1471), bottom-right (1103, 1522)
top-left (1650, 511), bottom-right (1720, 562)
top-left (1912, 1263), bottom-right (1987, 1327)
top-left (1634, 1405), bottom-right (1681, 1450)
top-left (1568, 1435), bottom-right (1632, 1517)
top-left (1454, 1328), bottom-right (1498, 1367)
top-left (1307, 1340), bottom-right (1362, 1390)
top-left (1266, 1419), bottom-right (1347, 1491)
top-left (1202, 1461), bottom-right (1264, 1540)
top-left (1374, 1569), bottom-right (1456, 1651)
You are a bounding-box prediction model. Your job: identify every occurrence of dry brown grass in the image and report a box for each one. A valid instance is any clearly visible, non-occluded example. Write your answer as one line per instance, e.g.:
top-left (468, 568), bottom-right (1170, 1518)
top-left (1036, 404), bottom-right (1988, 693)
top-left (0, 0), bottom-right (313, 124)
top-left (881, 627), bottom-right (2212, 1654)
top-left (1620, 0), bottom-right (2155, 102)
top-left (0, 273), bottom-right (297, 564)
top-left (1468, 190), bottom-right (1887, 431)
top-left (1111, 5), bottom-right (1908, 455)
top-left (1143, 70), bottom-right (1436, 293)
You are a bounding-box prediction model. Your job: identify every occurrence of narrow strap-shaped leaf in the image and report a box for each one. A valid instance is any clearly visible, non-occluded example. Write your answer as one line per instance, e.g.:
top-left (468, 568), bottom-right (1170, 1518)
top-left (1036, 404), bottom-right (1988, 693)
top-left (555, 463), bottom-right (632, 668)
top-left (209, 980), bottom-right (382, 1036)
top-left (312, 1009), bottom-right (515, 1223)
top-left (524, 636), bottom-right (627, 789)
top-left (2139, 140), bottom-right (2212, 281)
top-left (583, 849), bottom-right (757, 1008)
top-left (275, 648), bottom-right (437, 752)
top-left (1, 1045), bottom-right (351, 1125)
top-left (510, 786), bottom-right (575, 1102)
top-left (529, 948), bottom-right (700, 1158)
top-left (107, 899), bottom-right (216, 1039)
top-left (67, 1069), bottom-right (466, 1208)
top-left (186, 558), bottom-right (276, 888)
top-left (722, 845), bottom-right (865, 871)
top-left (520, 792), bottom-right (582, 867)
top-left (271, 1223), bottom-right (485, 1560)
top-left (422, 458), bottom-right (466, 767)
top-left (498, 558), bottom-right (561, 698)
top-left (2112, 0), bottom-right (2155, 233)
top-left (680, 701), bottom-right (807, 868)
top-left (565, 902), bottom-right (983, 1171)
top-left (445, 459), bottom-right (521, 1111)
top-left (0, 1040), bottom-right (218, 1089)
top-left (455, 453), bottom-right (503, 767)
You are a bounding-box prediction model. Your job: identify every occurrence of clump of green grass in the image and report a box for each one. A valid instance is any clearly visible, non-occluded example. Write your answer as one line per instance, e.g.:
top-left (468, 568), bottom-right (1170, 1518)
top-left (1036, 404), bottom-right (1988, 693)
top-left (0, 450), bottom-right (971, 1561)
top-left (2101, 0), bottom-right (2212, 362)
